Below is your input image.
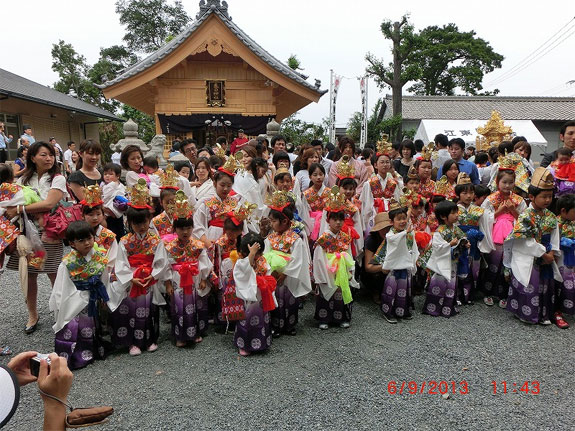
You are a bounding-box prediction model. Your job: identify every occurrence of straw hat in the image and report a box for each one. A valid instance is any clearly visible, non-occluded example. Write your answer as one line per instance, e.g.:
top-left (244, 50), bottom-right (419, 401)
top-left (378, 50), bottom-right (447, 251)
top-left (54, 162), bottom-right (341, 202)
top-left (371, 212), bottom-right (392, 232)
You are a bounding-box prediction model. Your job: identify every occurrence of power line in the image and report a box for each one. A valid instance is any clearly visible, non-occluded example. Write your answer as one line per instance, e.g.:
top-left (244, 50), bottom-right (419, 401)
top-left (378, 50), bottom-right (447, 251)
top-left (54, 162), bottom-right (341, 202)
top-left (486, 17), bottom-right (575, 86)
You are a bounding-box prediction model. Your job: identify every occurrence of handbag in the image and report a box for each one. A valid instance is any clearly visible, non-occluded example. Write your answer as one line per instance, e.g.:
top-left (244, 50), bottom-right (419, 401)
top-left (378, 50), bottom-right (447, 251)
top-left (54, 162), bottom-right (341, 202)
top-left (221, 278), bottom-right (245, 322)
top-left (43, 201), bottom-right (83, 240)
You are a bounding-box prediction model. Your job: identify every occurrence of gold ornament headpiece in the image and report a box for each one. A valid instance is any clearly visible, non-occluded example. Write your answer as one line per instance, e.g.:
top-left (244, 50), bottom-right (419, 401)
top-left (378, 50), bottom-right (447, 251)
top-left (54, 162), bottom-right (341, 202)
top-left (266, 190), bottom-right (292, 212)
top-left (128, 178), bottom-right (152, 209)
top-left (531, 167), bottom-right (555, 190)
top-left (419, 142), bottom-right (435, 161)
top-left (325, 186), bottom-right (347, 213)
top-left (172, 190), bottom-right (194, 219)
top-left (434, 175), bottom-right (452, 197)
top-left (336, 155), bottom-right (355, 180)
top-left (80, 184), bottom-right (103, 207)
top-left (214, 143), bottom-right (226, 159)
top-left (376, 134), bottom-right (392, 156)
top-left (475, 110), bottom-right (514, 152)
top-left (399, 188), bottom-right (425, 209)
top-left (456, 172), bottom-right (472, 186)
top-left (228, 201), bottom-right (257, 226)
top-left (158, 164), bottom-right (180, 190)
top-left (498, 151), bottom-right (521, 172)
top-left (218, 152), bottom-right (242, 177)
top-left (407, 165), bottom-right (419, 181)
top-left (388, 198), bottom-right (406, 212)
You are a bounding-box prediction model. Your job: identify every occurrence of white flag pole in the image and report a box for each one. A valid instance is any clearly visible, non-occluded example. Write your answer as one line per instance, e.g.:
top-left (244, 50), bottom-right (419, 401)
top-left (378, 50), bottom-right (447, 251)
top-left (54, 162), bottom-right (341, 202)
top-left (329, 69), bottom-right (334, 145)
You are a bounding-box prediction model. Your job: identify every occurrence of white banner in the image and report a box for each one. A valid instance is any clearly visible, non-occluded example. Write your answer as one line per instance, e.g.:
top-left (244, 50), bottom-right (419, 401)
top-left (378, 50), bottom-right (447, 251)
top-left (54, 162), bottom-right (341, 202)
top-left (359, 75), bottom-right (368, 148)
top-left (329, 71), bottom-right (342, 145)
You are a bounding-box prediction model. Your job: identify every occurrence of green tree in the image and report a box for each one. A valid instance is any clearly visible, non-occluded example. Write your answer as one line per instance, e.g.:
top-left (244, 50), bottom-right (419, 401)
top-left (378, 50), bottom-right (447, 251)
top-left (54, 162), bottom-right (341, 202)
top-left (279, 114), bottom-right (328, 148)
top-left (347, 99), bottom-right (404, 144)
top-left (115, 0), bottom-right (191, 54)
top-left (287, 55), bottom-right (303, 71)
top-left (51, 40), bottom-right (91, 101)
top-left (408, 24), bottom-right (504, 95)
top-left (366, 15), bottom-right (421, 144)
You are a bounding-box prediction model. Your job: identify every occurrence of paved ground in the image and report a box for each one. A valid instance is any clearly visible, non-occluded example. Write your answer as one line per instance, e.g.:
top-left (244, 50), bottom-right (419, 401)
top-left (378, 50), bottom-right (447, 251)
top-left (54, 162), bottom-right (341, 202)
top-left (1, 265), bottom-right (574, 431)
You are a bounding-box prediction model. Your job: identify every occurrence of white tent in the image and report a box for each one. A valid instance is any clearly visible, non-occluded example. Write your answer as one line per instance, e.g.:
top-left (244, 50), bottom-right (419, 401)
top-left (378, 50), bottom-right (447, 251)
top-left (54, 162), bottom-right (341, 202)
top-left (414, 119), bottom-right (548, 146)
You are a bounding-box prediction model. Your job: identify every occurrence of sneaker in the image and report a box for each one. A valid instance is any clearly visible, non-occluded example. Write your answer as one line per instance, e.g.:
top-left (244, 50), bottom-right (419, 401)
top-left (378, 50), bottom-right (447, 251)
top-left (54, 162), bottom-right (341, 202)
top-left (483, 297), bottom-right (494, 306)
top-left (498, 299), bottom-right (507, 309)
top-left (129, 345), bottom-right (142, 356)
top-left (147, 343), bottom-right (158, 352)
top-left (383, 315), bottom-right (398, 324)
top-left (539, 320), bottom-right (552, 326)
top-left (238, 348), bottom-right (251, 357)
top-left (339, 322), bottom-right (350, 328)
top-left (554, 312), bottom-right (570, 329)
top-left (319, 323), bottom-right (329, 330)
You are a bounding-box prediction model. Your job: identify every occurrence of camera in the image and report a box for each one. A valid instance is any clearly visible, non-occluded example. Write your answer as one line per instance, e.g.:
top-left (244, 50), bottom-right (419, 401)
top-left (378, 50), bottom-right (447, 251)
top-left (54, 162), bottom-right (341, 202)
top-left (30, 353), bottom-right (51, 377)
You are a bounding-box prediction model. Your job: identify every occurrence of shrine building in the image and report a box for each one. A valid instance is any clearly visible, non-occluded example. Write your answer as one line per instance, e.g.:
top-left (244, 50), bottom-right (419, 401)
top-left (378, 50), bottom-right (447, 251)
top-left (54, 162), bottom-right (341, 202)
top-left (99, 0), bottom-right (326, 146)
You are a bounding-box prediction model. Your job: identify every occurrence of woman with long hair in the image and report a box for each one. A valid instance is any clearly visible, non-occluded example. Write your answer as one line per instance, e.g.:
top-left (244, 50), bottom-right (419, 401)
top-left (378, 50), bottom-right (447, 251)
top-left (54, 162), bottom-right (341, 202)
top-left (4, 142), bottom-right (68, 333)
top-left (190, 157), bottom-right (216, 206)
top-left (295, 148), bottom-right (320, 190)
top-left (67, 140), bottom-right (102, 202)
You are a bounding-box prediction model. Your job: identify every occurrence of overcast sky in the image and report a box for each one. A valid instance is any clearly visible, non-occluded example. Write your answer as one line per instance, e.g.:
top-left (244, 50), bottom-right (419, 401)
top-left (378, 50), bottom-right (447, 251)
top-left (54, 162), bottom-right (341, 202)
top-left (3, 0), bottom-right (575, 128)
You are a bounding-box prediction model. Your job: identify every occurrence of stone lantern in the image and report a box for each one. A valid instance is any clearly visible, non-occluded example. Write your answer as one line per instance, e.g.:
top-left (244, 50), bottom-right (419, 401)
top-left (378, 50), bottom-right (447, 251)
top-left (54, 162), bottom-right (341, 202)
top-left (116, 119), bottom-right (149, 152)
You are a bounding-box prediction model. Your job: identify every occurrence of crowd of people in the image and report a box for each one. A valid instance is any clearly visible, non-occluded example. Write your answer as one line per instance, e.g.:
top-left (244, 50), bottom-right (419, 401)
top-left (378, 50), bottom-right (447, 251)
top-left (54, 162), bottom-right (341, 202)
top-left (1, 121), bottom-right (575, 369)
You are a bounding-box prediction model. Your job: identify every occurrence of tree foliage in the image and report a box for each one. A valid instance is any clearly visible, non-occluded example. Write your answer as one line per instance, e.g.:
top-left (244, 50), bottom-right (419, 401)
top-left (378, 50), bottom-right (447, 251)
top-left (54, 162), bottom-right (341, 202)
top-left (346, 99), bottom-right (408, 144)
top-left (407, 24), bottom-right (504, 95)
top-left (51, 41), bottom-right (91, 101)
top-left (279, 114), bottom-right (328, 148)
top-left (115, 0), bottom-right (191, 54)
top-left (287, 55), bottom-right (303, 71)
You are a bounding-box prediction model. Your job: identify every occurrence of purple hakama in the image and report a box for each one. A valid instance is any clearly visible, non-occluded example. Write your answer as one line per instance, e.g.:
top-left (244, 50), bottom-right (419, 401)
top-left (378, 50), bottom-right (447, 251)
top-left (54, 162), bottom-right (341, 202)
top-left (507, 265), bottom-right (555, 324)
top-left (171, 289), bottom-right (199, 342)
top-left (484, 245), bottom-right (508, 300)
top-left (315, 288), bottom-right (352, 324)
top-left (271, 283), bottom-right (299, 334)
top-left (234, 302), bottom-right (272, 353)
top-left (110, 291), bottom-right (159, 349)
top-left (422, 270), bottom-right (459, 318)
top-left (380, 270), bottom-right (412, 319)
top-left (558, 266), bottom-right (575, 315)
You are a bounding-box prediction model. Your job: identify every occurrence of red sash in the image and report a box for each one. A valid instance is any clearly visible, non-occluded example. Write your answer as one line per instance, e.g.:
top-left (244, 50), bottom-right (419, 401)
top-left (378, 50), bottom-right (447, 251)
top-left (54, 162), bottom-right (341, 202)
top-left (256, 275), bottom-right (277, 313)
top-left (374, 198), bottom-right (386, 213)
top-left (128, 254), bottom-right (154, 298)
top-left (209, 218), bottom-right (224, 228)
top-left (172, 260), bottom-right (199, 295)
top-left (342, 218), bottom-right (360, 256)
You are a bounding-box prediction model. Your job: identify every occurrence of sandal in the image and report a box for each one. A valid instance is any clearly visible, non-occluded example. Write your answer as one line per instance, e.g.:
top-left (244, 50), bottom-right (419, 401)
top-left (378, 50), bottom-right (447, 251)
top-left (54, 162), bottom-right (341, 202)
top-left (555, 312), bottom-right (570, 329)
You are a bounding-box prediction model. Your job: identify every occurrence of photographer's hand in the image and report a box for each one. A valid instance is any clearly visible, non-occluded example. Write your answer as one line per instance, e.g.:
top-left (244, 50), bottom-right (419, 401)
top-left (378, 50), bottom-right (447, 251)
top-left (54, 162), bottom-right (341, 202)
top-left (38, 353), bottom-right (73, 431)
top-left (7, 351), bottom-right (39, 386)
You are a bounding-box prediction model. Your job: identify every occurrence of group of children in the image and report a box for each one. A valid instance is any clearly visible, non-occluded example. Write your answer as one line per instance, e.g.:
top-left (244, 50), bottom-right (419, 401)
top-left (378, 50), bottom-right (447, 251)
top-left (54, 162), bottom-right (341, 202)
top-left (4, 136), bottom-right (575, 371)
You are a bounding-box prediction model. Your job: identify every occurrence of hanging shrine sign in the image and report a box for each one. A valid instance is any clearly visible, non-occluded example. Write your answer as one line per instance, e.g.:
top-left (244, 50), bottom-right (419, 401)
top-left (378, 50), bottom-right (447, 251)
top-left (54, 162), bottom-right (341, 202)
top-left (206, 80), bottom-right (226, 107)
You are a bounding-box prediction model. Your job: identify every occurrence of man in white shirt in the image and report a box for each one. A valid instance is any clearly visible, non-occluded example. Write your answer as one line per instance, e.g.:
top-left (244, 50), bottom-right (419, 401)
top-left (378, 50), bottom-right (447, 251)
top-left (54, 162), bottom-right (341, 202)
top-left (432, 133), bottom-right (451, 171)
top-left (63, 141), bottom-right (76, 174)
top-left (111, 146), bottom-right (122, 165)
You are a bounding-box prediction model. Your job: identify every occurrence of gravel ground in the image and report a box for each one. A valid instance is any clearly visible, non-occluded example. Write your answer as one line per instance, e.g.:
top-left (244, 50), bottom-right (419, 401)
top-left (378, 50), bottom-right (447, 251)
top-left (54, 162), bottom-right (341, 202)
top-left (1, 264), bottom-right (574, 431)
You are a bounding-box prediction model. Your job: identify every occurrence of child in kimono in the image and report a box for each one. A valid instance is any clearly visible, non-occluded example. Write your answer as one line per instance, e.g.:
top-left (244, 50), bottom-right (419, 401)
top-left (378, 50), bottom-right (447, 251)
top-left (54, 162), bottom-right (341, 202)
top-left (313, 187), bottom-right (359, 329)
top-left (81, 184), bottom-right (118, 264)
top-left (109, 179), bottom-right (169, 356)
top-left (49, 221), bottom-right (112, 369)
top-left (454, 173), bottom-right (494, 304)
top-left (360, 138), bottom-right (402, 235)
top-left (549, 148), bottom-right (575, 197)
top-left (505, 167), bottom-right (560, 325)
top-left (163, 191), bottom-right (212, 347)
top-left (373, 199), bottom-right (418, 323)
top-left (215, 202), bottom-right (256, 329)
top-left (555, 193), bottom-right (575, 329)
top-left (302, 163), bottom-right (330, 241)
top-left (233, 233), bottom-right (277, 356)
top-left (481, 161), bottom-right (527, 307)
top-left (101, 162), bottom-right (127, 240)
top-left (151, 165), bottom-right (182, 240)
top-left (422, 200), bottom-right (469, 318)
top-left (264, 192), bottom-right (312, 336)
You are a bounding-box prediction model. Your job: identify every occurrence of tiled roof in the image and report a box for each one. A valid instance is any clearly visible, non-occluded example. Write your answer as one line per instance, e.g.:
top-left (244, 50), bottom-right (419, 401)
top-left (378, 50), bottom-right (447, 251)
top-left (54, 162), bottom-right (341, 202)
top-left (0, 68), bottom-right (121, 121)
top-left (385, 95), bottom-right (575, 121)
top-left (99, 1), bottom-right (326, 96)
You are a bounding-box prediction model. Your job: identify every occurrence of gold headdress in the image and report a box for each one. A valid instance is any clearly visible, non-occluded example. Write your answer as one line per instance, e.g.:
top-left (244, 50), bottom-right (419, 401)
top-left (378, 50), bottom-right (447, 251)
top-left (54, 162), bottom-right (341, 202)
top-left (336, 155), bottom-right (355, 180)
top-left (419, 142), bottom-right (435, 161)
top-left (434, 175), bottom-right (452, 196)
top-left (325, 186), bottom-right (347, 213)
top-left (407, 165), bottom-right (419, 181)
top-left (81, 184), bottom-right (103, 207)
top-left (214, 143), bottom-right (226, 159)
top-left (456, 172), bottom-right (472, 185)
top-left (172, 190), bottom-right (194, 219)
top-left (266, 190), bottom-right (292, 212)
top-left (498, 151), bottom-right (521, 172)
top-left (399, 188), bottom-right (425, 209)
top-left (376, 134), bottom-right (392, 156)
top-left (228, 201), bottom-right (257, 226)
top-left (218, 152), bottom-right (242, 176)
top-left (158, 164), bottom-right (180, 190)
top-left (128, 178), bottom-right (152, 209)
top-left (475, 110), bottom-right (514, 152)
top-left (531, 167), bottom-right (555, 190)
top-left (388, 198), bottom-right (406, 212)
